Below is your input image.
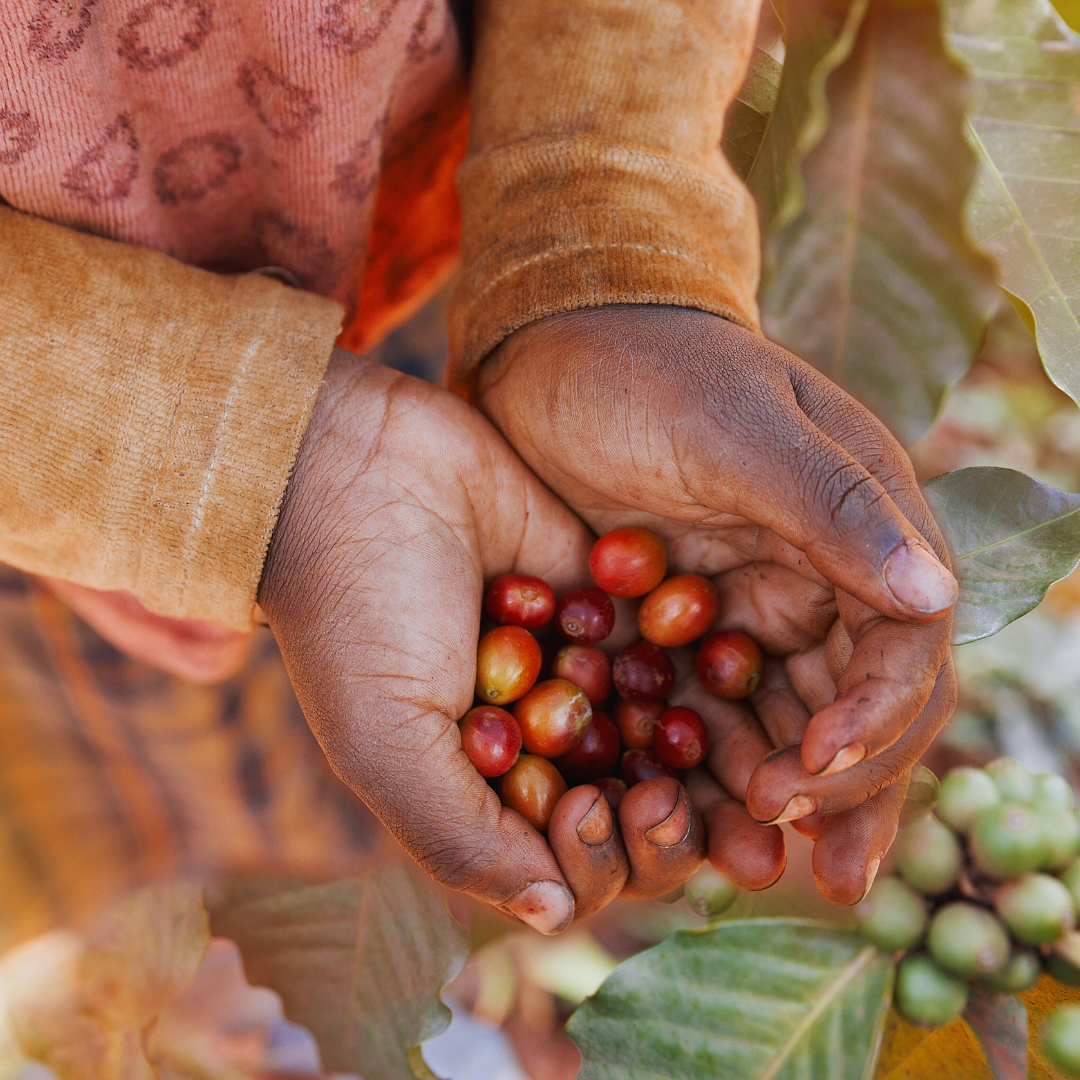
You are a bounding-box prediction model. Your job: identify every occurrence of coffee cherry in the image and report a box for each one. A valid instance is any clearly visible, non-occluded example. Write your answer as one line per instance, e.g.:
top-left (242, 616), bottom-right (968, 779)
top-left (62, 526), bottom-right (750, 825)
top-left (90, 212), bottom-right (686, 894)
top-left (1035, 771), bottom-right (1075, 810)
top-left (938, 766), bottom-right (1001, 835)
top-left (613, 641), bottom-right (675, 702)
top-left (499, 755), bottom-right (567, 834)
top-left (612, 699), bottom-right (664, 749)
top-left (595, 776), bottom-right (627, 812)
top-left (685, 865), bottom-right (738, 918)
top-left (589, 527), bottom-right (667, 598)
top-left (980, 948), bottom-right (1042, 992)
top-left (553, 710), bottom-right (620, 783)
top-left (971, 802), bottom-right (1050, 879)
top-left (638, 574), bottom-right (719, 648)
top-left (995, 872), bottom-right (1076, 944)
top-left (551, 644), bottom-right (611, 706)
top-left (475, 626), bottom-right (542, 705)
top-left (653, 706), bottom-right (708, 770)
top-left (1038, 804), bottom-right (1080, 871)
top-left (621, 748), bottom-right (680, 787)
top-left (1048, 952), bottom-right (1080, 987)
top-left (1044, 1005), bottom-right (1080, 1077)
top-left (484, 573), bottom-right (556, 630)
top-left (1061, 858), bottom-right (1080, 913)
top-left (695, 631), bottom-right (763, 700)
top-left (927, 902), bottom-right (1010, 977)
top-left (513, 679), bottom-right (592, 758)
top-left (555, 587), bottom-right (616, 644)
top-left (985, 756), bottom-right (1036, 804)
top-left (459, 706), bottom-right (522, 778)
top-left (897, 815), bottom-right (962, 896)
top-left (894, 954), bottom-right (968, 1028)
top-left (854, 876), bottom-right (927, 952)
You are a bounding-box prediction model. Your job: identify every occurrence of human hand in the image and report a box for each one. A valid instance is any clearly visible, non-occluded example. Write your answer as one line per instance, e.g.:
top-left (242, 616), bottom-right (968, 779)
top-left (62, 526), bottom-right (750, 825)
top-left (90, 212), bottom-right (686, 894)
top-left (476, 305), bottom-right (958, 904)
top-left (258, 348), bottom-right (706, 932)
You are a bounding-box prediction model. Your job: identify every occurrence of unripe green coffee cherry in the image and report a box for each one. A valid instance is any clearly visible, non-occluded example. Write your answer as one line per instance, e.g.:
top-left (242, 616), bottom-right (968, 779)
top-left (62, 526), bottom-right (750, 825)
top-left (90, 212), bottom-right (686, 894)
top-left (1062, 859), bottom-right (1080, 912)
top-left (938, 767), bottom-right (1001, 835)
top-left (979, 948), bottom-right (1042, 992)
top-left (1048, 952), bottom-right (1080, 987)
top-left (855, 876), bottom-right (927, 951)
top-left (1044, 1005), bottom-right (1080, 1077)
top-left (971, 802), bottom-right (1050, 879)
top-left (1034, 772), bottom-right (1075, 810)
top-left (995, 873), bottom-right (1076, 944)
top-left (684, 864), bottom-right (737, 918)
top-left (1038, 805), bottom-right (1080, 871)
top-left (985, 757), bottom-right (1036, 803)
top-left (928, 901), bottom-right (1010, 977)
top-left (894, 953), bottom-right (968, 1028)
top-left (897, 815), bottom-right (962, 896)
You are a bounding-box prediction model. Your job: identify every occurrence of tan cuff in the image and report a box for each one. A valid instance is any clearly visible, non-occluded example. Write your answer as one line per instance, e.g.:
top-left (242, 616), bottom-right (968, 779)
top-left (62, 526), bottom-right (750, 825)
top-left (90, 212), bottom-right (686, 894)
top-left (0, 207), bottom-right (342, 630)
top-left (449, 135), bottom-right (760, 381)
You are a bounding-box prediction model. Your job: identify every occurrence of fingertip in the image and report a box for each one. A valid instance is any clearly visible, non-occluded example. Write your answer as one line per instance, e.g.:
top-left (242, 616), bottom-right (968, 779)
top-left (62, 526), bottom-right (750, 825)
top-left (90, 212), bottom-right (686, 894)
top-left (705, 800), bottom-right (786, 891)
top-left (502, 879), bottom-right (575, 935)
top-left (883, 540), bottom-right (958, 618)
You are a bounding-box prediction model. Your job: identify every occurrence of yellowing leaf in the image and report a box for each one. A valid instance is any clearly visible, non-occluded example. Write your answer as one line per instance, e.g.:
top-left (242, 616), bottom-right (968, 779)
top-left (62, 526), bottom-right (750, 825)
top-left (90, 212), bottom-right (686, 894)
top-left (0, 883), bottom-right (209, 1080)
top-left (762, 0), bottom-right (999, 445)
top-left (206, 860), bottom-right (469, 1080)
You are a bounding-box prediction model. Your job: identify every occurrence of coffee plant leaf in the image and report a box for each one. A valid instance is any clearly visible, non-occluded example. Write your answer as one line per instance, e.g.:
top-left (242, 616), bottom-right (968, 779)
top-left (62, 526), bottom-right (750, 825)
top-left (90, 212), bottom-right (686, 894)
top-left (944, 0), bottom-right (1080, 408)
top-left (921, 466), bottom-right (1080, 644)
top-left (962, 984), bottom-right (1027, 1080)
top-left (761, 0), bottom-right (999, 446)
top-left (724, 47), bottom-right (783, 181)
top-left (206, 861), bottom-right (468, 1080)
top-left (747, 0), bottom-right (869, 233)
top-left (0, 882), bottom-right (209, 1080)
top-left (567, 918), bottom-right (894, 1080)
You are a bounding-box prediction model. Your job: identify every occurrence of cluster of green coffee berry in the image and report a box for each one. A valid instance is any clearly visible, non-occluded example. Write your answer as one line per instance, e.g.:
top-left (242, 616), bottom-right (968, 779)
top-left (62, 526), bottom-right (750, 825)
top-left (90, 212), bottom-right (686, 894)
top-left (855, 758), bottom-right (1080, 1074)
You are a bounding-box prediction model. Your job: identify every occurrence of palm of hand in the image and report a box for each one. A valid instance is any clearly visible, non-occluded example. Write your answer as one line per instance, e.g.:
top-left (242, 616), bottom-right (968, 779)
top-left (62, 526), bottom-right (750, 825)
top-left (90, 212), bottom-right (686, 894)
top-left (478, 305), bottom-right (957, 904)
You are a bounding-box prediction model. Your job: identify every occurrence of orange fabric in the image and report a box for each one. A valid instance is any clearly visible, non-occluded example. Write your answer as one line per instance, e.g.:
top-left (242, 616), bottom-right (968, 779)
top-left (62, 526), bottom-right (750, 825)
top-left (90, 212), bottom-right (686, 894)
top-left (339, 72), bottom-right (469, 355)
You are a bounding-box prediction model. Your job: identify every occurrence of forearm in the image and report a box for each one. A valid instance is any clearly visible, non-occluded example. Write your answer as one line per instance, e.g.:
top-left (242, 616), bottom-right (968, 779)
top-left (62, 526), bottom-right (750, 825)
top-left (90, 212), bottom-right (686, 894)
top-left (449, 0), bottom-right (763, 390)
top-left (0, 206), bottom-right (342, 630)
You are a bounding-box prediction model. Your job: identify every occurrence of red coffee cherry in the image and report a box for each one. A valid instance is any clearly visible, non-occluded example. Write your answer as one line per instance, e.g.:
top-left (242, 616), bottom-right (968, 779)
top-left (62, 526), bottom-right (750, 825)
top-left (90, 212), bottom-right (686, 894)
top-left (589, 527), bottom-right (667, 598)
top-left (551, 644), bottom-right (611, 706)
top-left (513, 678), bottom-right (593, 758)
top-left (595, 776), bottom-right (628, 813)
top-left (484, 573), bottom-right (556, 630)
top-left (620, 748), bottom-right (680, 787)
top-left (612, 641), bottom-right (675, 702)
top-left (653, 706), bottom-right (708, 770)
top-left (612, 698), bottom-right (664, 750)
top-left (553, 710), bottom-right (620, 783)
top-left (499, 755), bottom-right (568, 834)
top-left (695, 631), bottom-right (763, 700)
top-left (476, 626), bottom-right (542, 705)
top-left (555, 587), bottom-right (615, 644)
top-left (459, 705), bottom-right (522, 778)
top-left (638, 574), bottom-right (719, 648)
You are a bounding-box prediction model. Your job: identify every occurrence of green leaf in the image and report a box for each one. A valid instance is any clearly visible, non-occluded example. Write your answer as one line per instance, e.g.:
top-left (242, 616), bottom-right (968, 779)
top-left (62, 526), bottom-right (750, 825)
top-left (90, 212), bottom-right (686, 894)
top-left (945, 0), bottom-right (1080, 407)
top-left (205, 861), bottom-right (469, 1080)
top-left (961, 984), bottom-right (1027, 1080)
top-left (921, 466), bottom-right (1080, 644)
top-left (761, 0), bottom-right (999, 446)
top-left (724, 48), bottom-right (784, 182)
top-left (748, 0), bottom-right (869, 234)
top-left (567, 918), bottom-right (894, 1080)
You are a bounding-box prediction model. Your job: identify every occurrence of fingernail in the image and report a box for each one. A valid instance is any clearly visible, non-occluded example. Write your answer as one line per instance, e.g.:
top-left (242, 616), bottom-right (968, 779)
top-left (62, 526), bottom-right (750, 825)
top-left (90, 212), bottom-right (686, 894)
top-left (860, 857), bottom-right (882, 903)
top-left (817, 743), bottom-right (866, 776)
top-left (757, 794), bottom-right (816, 826)
top-left (884, 542), bottom-right (958, 614)
top-left (645, 791), bottom-right (692, 848)
top-left (577, 794), bottom-right (614, 846)
top-left (503, 881), bottom-right (574, 935)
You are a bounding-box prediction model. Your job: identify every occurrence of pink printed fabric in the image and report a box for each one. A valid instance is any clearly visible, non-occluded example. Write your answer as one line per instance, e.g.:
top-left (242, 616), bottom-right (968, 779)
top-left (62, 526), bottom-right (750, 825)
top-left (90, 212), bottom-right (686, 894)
top-left (0, 0), bottom-right (461, 309)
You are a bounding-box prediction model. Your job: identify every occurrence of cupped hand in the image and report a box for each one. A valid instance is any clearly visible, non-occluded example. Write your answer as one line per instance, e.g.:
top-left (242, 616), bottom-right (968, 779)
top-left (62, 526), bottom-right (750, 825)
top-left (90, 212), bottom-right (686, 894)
top-left (477, 305), bottom-right (958, 904)
top-left (258, 348), bottom-right (707, 933)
